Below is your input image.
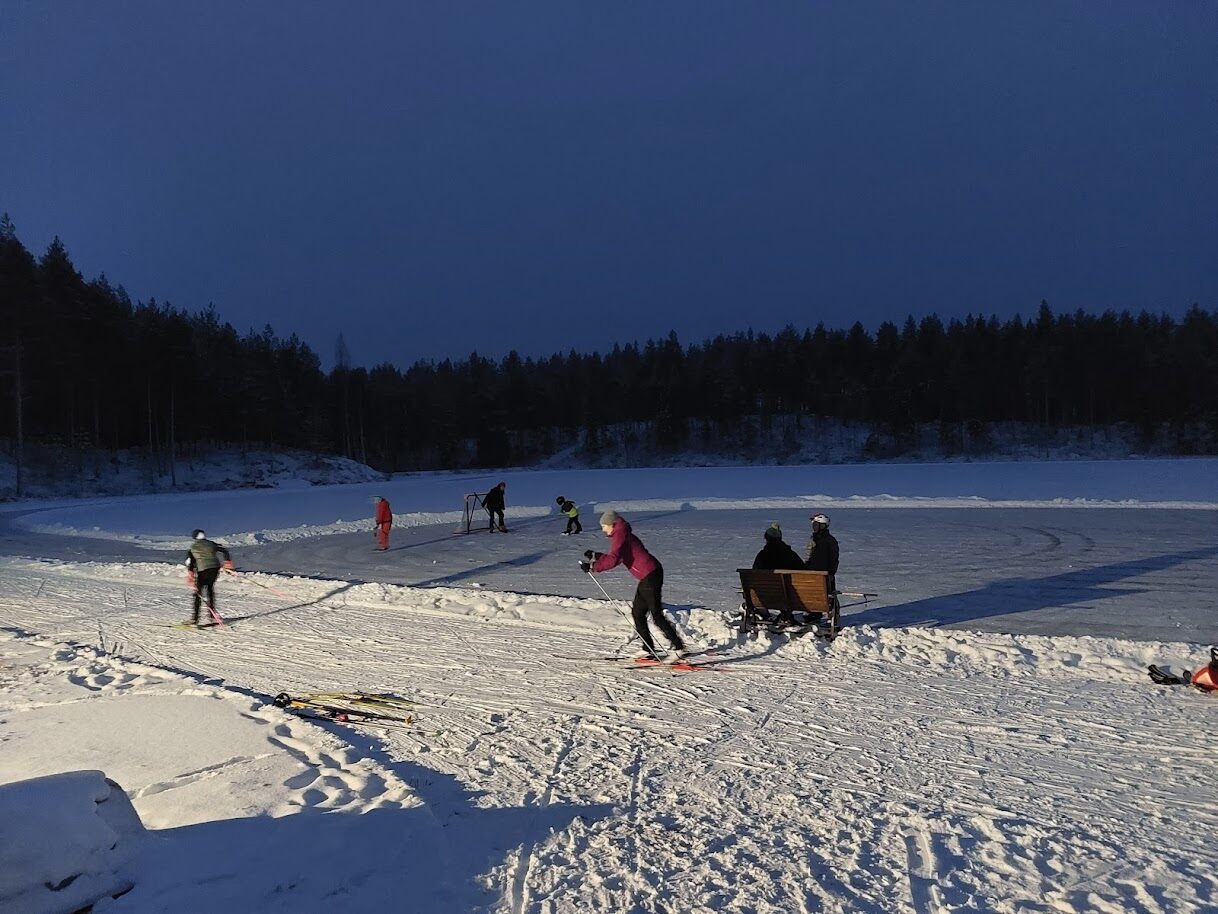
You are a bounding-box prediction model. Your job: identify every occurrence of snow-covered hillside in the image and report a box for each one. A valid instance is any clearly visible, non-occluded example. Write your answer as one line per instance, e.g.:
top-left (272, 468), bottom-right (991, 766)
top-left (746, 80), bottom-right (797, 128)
top-left (537, 418), bottom-right (1215, 469)
top-left (0, 443), bottom-right (386, 500)
top-left (1, 460), bottom-right (1215, 913)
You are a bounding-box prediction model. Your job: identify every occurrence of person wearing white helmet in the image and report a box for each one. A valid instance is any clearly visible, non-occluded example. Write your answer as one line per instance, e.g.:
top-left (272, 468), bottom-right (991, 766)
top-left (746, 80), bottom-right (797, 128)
top-left (805, 513), bottom-right (839, 593)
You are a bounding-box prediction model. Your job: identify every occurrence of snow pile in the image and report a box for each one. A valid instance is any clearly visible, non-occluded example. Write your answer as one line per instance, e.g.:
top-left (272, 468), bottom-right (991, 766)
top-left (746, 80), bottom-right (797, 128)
top-left (0, 770), bottom-right (144, 914)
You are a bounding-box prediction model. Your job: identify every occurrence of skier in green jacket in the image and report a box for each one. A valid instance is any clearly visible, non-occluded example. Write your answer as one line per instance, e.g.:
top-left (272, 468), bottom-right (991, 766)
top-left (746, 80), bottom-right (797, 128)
top-left (184, 529), bottom-right (233, 626)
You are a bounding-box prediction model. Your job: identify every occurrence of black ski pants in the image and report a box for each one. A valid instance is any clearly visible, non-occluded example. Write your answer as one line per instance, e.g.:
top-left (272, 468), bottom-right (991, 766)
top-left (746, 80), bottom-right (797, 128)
top-left (565, 515), bottom-right (582, 534)
top-left (631, 566), bottom-right (684, 655)
top-left (487, 507), bottom-right (505, 530)
top-left (192, 566), bottom-right (220, 623)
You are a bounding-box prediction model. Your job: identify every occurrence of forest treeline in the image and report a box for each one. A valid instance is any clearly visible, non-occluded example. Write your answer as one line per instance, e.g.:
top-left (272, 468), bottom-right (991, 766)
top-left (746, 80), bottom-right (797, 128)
top-left (1, 217), bottom-right (1215, 483)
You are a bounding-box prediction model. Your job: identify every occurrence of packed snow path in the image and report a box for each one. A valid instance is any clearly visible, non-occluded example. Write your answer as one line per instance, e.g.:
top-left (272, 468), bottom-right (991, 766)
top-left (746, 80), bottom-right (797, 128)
top-left (2, 554), bottom-right (1216, 913)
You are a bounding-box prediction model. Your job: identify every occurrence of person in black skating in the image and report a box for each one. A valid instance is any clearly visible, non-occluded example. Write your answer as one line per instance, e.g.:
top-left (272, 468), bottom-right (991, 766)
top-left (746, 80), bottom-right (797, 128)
top-left (184, 529), bottom-right (233, 626)
top-left (805, 513), bottom-right (839, 593)
top-left (752, 522), bottom-right (805, 571)
top-left (581, 510), bottom-right (686, 661)
top-left (484, 481), bottom-right (507, 532)
top-left (556, 496), bottom-right (582, 535)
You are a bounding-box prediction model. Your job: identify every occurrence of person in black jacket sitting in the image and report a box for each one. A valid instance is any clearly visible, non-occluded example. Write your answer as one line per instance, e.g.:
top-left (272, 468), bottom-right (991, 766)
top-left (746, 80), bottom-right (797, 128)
top-left (752, 522), bottom-right (805, 625)
top-left (752, 522), bottom-right (805, 571)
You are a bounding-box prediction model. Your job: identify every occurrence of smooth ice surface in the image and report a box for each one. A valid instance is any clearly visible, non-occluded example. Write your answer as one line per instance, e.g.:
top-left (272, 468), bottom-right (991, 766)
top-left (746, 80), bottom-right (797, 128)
top-left (8, 458), bottom-right (1217, 546)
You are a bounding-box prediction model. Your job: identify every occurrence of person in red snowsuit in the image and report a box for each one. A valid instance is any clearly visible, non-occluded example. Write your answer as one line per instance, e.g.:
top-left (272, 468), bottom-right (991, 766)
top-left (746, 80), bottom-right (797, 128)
top-left (1191, 655), bottom-right (1218, 692)
top-left (582, 511), bottom-right (686, 659)
top-left (373, 496), bottom-right (392, 551)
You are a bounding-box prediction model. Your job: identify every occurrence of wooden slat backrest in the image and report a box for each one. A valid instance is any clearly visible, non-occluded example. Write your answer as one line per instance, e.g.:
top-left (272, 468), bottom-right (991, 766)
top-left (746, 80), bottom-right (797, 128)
top-left (784, 571), bottom-right (831, 614)
top-left (737, 570), bottom-right (790, 614)
top-left (737, 569), bottom-right (831, 615)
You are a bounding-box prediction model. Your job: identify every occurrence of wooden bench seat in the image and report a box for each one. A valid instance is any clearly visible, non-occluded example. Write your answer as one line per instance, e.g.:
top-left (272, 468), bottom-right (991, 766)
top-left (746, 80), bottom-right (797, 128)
top-left (737, 569), bottom-right (841, 635)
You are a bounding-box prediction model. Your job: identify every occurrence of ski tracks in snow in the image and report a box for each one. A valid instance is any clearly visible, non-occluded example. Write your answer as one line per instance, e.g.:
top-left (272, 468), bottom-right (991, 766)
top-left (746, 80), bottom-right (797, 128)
top-left (3, 556), bottom-right (1217, 913)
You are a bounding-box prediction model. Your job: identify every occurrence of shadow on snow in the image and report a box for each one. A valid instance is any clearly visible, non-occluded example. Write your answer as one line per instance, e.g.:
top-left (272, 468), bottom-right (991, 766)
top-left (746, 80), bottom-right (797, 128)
top-left (126, 730), bottom-right (613, 912)
top-left (412, 550), bottom-right (554, 588)
top-left (845, 545), bottom-right (1218, 630)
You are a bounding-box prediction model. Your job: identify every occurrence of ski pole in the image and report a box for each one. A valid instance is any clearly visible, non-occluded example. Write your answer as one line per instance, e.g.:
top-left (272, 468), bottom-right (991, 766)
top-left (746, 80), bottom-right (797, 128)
top-left (233, 571), bottom-right (294, 600)
top-left (584, 569), bottom-right (667, 661)
top-left (584, 576), bottom-right (643, 657)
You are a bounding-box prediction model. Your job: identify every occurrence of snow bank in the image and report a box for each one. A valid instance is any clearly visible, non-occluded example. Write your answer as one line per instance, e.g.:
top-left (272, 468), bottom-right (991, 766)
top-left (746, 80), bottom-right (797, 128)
top-left (0, 770), bottom-right (144, 914)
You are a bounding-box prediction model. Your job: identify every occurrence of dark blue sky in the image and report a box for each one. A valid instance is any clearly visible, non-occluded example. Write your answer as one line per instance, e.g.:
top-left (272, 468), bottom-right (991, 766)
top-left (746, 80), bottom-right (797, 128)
top-left (2, 2), bottom-right (1215, 368)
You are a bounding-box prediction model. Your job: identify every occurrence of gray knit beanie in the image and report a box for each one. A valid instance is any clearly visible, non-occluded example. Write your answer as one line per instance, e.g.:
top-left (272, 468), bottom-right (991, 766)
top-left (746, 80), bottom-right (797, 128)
top-left (599, 510), bottom-right (620, 527)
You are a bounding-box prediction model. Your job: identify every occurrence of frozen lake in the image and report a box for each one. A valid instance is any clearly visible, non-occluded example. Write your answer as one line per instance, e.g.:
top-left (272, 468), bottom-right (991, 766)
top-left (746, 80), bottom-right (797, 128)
top-left (3, 459), bottom-right (1216, 644)
top-left (231, 506), bottom-right (1218, 644)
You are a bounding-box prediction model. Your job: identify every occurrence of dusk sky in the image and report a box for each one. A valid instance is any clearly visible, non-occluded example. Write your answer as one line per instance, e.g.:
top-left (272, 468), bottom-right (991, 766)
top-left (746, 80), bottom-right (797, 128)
top-left (3, 2), bottom-right (1215, 369)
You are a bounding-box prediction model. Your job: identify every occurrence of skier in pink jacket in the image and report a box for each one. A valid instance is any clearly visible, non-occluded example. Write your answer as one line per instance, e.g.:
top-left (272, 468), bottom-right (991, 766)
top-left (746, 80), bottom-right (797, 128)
top-left (581, 511), bottom-right (686, 660)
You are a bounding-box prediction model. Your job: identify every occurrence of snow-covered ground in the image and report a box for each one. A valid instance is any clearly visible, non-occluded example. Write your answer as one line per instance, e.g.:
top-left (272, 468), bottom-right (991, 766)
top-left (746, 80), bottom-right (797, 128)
top-left (1, 460), bottom-right (1216, 913)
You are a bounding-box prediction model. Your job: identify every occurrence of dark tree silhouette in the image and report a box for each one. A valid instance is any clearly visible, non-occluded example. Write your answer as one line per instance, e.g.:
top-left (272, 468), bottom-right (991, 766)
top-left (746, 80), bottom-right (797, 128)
top-left (0, 217), bottom-right (1214, 477)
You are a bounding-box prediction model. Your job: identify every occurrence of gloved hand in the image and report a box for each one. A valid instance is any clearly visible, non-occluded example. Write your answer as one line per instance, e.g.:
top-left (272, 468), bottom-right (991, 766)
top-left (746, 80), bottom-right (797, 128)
top-left (579, 560), bottom-right (591, 574)
top-left (222, 560), bottom-right (235, 574)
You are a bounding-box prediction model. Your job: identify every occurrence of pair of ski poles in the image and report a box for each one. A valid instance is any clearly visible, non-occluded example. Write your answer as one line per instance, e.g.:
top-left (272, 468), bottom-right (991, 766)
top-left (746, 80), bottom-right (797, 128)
top-left (583, 568), bottom-right (673, 661)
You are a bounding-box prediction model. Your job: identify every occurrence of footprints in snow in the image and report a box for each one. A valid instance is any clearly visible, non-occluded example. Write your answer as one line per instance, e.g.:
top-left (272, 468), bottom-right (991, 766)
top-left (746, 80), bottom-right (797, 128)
top-left (253, 714), bottom-right (415, 814)
top-left (51, 641), bottom-right (415, 817)
top-left (67, 666), bottom-right (155, 692)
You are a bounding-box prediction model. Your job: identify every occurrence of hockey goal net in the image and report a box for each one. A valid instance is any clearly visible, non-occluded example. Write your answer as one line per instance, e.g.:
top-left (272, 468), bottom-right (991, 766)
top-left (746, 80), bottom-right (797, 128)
top-left (457, 492), bottom-right (486, 534)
